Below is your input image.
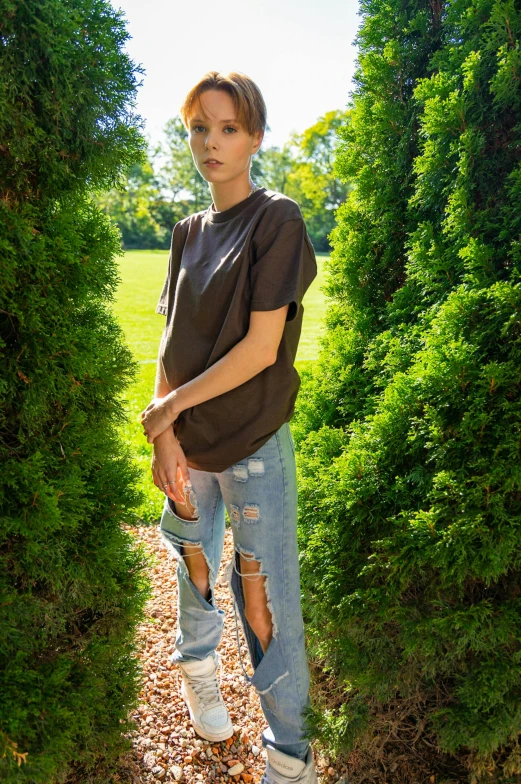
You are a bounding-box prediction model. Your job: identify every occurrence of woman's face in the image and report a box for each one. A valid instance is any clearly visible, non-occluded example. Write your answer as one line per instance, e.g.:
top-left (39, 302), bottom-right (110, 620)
top-left (188, 89), bottom-right (262, 185)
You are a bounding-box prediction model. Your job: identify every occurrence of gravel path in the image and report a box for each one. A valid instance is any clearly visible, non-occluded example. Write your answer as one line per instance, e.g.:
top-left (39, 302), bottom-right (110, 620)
top-left (116, 523), bottom-right (343, 784)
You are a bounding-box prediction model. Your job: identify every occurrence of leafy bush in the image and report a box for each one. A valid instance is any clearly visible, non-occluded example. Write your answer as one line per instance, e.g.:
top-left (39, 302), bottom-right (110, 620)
top-left (296, 1), bottom-right (521, 781)
top-left (0, 1), bottom-right (152, 781)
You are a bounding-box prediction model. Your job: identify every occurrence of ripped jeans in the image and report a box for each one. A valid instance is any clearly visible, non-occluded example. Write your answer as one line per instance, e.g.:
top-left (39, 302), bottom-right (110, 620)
top-left (158, 421), bottom-right (312, 761)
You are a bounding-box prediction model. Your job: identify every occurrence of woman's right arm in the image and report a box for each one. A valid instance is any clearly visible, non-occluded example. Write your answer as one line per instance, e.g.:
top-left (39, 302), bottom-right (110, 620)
top-left (150, 342), bottom-right (191, 504)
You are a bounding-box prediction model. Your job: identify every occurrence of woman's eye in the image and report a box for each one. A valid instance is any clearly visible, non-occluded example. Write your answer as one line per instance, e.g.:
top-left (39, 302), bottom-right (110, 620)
top-left (191, 125), bottom-right (237, 133)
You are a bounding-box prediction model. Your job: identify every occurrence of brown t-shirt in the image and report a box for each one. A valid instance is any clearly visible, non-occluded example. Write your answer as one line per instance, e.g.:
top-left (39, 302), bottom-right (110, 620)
top-left (155, 186), bottom-right (317, 472)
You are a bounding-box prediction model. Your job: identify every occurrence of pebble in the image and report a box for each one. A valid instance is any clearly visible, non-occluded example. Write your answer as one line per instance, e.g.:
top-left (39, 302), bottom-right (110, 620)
top-left (143, 751), bottom-right (156, 769)
top-left (227, 762), bottom-right (245, 776)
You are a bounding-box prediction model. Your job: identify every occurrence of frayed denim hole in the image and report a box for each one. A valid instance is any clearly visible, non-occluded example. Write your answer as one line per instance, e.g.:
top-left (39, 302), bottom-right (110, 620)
top-left (232, 463), bottom-right (249, 482)
top-left (229, 503), bottom-right (241, 527)
top-left (247, 457), bottom-right (265, 477)
top-left (166, 496), bottom-right (200, 524)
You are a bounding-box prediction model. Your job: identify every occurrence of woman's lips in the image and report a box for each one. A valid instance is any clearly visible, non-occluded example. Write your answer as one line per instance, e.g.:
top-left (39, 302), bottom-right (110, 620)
top-left (204, 161), bottom-right (223, 168)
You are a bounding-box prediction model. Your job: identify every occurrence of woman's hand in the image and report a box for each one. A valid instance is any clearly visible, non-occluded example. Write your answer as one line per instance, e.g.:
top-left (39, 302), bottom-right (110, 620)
top-left (151, 427), bottom-right (191, 505)
top-left (141, 392), bottom-right (179, 443)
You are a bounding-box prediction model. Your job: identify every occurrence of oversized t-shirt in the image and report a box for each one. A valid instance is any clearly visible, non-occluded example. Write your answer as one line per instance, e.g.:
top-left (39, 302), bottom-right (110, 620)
top-left (155, 186), bottom-right (317, 472)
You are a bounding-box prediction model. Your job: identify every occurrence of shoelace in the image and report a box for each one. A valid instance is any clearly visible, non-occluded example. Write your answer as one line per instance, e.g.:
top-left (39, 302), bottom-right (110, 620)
top-left (178, 655), bottom-right (225, 709)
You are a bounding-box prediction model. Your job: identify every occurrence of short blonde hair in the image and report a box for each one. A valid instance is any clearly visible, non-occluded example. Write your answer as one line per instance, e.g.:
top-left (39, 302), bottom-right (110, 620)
top-left (180, 71), bottom-right (267, 139)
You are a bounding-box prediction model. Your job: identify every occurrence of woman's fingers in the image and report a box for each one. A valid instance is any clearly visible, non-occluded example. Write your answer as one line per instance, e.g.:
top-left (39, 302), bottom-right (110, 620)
top-left (140, 400), bottom-right (156, 421)
top-left (159, 462), bottom-right (185, 504)
top-left (168, 474), bottom-right (185, 504)
top-left (152, 461), bottom-right (166, 490)
top-left (153, 467), bottom-right (165, 490)
top-left (177, 450), bottom-right (192, 488)
top-left (151, 467), bottom-right (162, 492)
top-left (151, 439), bottom-right (190, 504)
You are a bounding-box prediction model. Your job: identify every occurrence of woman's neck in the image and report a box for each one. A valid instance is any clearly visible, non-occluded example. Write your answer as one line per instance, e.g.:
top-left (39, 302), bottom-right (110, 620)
top-left (210, 180), bottom-right (258, 213)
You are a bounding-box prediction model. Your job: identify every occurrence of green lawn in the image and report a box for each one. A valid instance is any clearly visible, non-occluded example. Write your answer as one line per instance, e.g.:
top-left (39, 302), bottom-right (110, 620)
top-left (112, 249), bottom-right (329, 522)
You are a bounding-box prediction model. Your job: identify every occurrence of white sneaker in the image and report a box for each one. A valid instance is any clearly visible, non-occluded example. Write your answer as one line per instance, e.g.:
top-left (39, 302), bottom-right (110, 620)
top-left (261, 744), bottom-right (318, 783)
top-left (176, 651), bottom-right (234, 742)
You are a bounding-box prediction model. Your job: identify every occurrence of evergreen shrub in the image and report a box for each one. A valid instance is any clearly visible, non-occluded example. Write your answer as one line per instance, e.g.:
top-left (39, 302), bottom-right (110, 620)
top-left (295, 1), bottom-right (521, 781)
top-left (0, 1), bottom-right (152, 781)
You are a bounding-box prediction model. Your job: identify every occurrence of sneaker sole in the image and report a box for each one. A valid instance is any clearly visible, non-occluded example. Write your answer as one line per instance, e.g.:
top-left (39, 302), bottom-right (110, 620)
top-left (180, 684), bottom-right (234, 742)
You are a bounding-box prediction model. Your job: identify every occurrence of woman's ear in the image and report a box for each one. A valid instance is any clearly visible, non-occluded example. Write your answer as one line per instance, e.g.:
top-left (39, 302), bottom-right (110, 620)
top-left (252, 130), bottom-right (264, 155)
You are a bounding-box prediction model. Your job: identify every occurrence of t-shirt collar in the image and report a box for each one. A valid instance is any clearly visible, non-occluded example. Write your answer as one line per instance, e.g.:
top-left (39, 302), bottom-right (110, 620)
top-left (205, 186), bottom-right (267, 224)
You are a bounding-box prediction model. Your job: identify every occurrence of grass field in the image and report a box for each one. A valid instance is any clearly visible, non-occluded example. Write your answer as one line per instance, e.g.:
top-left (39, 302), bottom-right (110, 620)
top-left (111, 249), bottom-right (330, 522)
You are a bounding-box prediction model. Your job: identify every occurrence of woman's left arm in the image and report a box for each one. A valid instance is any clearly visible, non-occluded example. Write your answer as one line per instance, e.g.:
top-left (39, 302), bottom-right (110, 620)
top-left (140, 304), bottom-right (289, 442)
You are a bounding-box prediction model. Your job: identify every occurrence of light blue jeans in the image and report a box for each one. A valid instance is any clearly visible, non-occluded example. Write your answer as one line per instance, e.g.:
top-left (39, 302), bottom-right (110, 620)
top-left (159, 421), bottom-right (311, 762)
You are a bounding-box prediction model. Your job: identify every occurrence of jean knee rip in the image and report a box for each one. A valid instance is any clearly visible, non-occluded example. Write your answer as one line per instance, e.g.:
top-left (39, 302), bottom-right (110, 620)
top-left (226, 546), bottom-right (279, 640)
top-left (232, 457), bottom-right (265, 482)
top-left (166, 485), bottom-right (201, 525)
top-left (160, 530), bottom-right (214, 584)
top-left (224, 549), bottom-right (289, 706)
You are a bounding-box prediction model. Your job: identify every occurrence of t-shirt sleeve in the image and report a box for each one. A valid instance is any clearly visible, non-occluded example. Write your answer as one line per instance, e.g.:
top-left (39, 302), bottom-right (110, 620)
top-left (156, 266), bottom-right (170, 316)
top-left (155, 220), bottom-right (185, 316)
top-left (250, 217), bottom-right (317, 322)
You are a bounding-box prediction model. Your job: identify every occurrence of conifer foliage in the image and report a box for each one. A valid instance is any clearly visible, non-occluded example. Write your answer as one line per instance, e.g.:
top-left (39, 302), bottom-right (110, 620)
top-left (0, 1), bottom-right (151, 781)
top-left (295, 1), bottom-right (521, 781)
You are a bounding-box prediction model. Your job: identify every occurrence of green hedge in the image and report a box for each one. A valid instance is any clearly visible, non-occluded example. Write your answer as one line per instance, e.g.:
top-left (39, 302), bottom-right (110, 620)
top-left (0, 1), bottom-right (152, 781)
top-left (295, 1), bottom-right (521, 781)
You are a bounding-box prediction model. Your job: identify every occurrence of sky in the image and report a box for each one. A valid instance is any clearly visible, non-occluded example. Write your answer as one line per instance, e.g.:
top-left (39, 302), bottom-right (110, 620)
top-left (112, 0), bottom-right (364, 153)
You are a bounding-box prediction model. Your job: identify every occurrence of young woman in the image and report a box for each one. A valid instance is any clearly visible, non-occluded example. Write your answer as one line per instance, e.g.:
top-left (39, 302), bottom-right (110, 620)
top-left (140, 71), bottom-right (318, 784)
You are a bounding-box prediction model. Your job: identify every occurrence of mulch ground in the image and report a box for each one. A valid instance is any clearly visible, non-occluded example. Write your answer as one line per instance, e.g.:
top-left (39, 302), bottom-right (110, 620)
top-left (112, 523), bottom-right (348, 784)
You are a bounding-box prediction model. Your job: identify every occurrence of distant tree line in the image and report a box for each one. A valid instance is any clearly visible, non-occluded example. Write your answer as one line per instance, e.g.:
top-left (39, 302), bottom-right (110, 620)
top-left (96, 110), bottom-right (350, 252)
